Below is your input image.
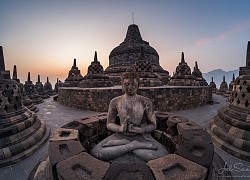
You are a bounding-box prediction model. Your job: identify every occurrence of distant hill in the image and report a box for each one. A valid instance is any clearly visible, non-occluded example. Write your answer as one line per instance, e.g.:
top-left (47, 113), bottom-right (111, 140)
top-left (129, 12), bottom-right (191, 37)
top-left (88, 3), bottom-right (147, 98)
top-left (203, 69), bottom-right (239, 88)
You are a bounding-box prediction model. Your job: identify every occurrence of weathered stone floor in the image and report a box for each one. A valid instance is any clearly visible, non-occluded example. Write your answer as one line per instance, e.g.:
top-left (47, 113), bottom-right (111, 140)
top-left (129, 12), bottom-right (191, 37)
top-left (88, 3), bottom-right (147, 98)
top-left (0, 94), bottom-right (250, 180)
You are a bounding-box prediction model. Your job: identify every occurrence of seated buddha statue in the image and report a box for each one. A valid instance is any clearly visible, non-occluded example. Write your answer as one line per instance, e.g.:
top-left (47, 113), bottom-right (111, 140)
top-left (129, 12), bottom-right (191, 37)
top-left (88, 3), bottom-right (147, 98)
top-left (90, 68), bottom-right (168, 162)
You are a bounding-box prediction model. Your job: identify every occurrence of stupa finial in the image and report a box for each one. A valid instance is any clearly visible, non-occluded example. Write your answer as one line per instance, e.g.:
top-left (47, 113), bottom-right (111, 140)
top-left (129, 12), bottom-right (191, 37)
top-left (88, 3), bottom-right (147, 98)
top-left (28, 72), bottom-right (31, 81)
top-left (73, 59), bottom-right (76, 67)
top-left (232, 73), bottom-right (235, 81)
top-left (212, 77), bottom-right (214, 83)
top-left (47, 77), bottom-right (49, 83)
top-left (246, 41), bottom-right (250, 67)
top-left (195, 61), bottom-right (198, 69)
top-left (38, 75), bottom-right (40, 83)
top-left (223, 76), bottom-right (225, 83)
top-left (181, 52), bottom-right (185, 63)
top-left (13, 65), bottom-right (17, 79)
top-left (0, 46), bottom-right (5, 71)
top-left (94, 51), bottom-right (98, 62)
top-left (124, 24), bottom-right (143, 43)
top-left (132, 12), bottom-right (135, 24)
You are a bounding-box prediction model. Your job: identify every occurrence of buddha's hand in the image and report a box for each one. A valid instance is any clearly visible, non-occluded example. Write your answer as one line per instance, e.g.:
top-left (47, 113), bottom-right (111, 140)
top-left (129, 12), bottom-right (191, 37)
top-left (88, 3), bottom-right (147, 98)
top-left (128, 125), bottom-right (143, 134)
top-left (119, 116), bottom-right (130, 132)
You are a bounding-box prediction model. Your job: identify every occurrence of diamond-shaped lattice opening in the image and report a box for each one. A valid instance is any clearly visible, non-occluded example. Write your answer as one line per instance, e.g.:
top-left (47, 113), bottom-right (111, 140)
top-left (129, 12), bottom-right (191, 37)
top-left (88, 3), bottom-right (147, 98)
top-left (4, 105), bottom-right (8, 112)
top-left (13, 85), bottom-right (16, 89)
top-left (247, 86), bottom-right (250, 93)
top-left (235, 92), bottom-right (238, 97)
top-left (11, 90), bottom-right (14, 95)
top-left (239, 86), bottom-right (242, 91)
top-left (243, 80), bottom-right (247, 85)
top-left (242, 93), bottom-right (246, 98)
top-left (15, 96), bottom-right (19, 101)
top-left (245, 100), bottom-right (249, 107)
top-left (6, 84), bottom-right (9, 89)
top-left (237, 99), bottom-right (240, 104)
top-left (14, 104), bottom-right (17, 110)
top-left (7, 97), bottom-right (11, 103)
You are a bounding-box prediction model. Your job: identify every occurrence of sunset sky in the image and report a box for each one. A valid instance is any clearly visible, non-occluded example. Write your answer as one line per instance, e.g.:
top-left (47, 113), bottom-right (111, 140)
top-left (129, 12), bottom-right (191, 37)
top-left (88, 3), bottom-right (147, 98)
top-left (1, 0), bottom-right (250, 86)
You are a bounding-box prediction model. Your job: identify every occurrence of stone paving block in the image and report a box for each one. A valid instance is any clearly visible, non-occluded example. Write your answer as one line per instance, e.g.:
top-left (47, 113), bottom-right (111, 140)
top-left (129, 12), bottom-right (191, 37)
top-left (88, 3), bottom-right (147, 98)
top-left (175, 137), bottom-right (214, 168)
top-left (103, 163), bottom-right (155, 180)
top-left (50, 128), bottom-right (79, 142)
top-left (56, 152), bottom-right (110, 180)
top-left (177, 122), bottom-right (202, 135)
top-left (93, 112), bottom-right (108, 123)
top-left (166, 115), bottom-right (189, 136)
top-left (49, 140), bottom-right (85, 166)
top-left (147, 154), bottom-right (207, 180)
top-left (182, 129), bottom-right (212, 144)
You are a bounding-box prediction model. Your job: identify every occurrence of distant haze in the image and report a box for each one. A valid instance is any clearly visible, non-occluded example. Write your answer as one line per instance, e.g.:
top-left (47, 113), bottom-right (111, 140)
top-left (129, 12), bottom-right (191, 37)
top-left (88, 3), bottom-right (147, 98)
top-left (203, 69), bottom-right (239, 88)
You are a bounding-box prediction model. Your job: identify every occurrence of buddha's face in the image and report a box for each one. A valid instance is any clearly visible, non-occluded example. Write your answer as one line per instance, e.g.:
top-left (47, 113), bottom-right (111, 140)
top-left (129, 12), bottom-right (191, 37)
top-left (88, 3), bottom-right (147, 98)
top-left (122, 78), bottom-right (139, 96)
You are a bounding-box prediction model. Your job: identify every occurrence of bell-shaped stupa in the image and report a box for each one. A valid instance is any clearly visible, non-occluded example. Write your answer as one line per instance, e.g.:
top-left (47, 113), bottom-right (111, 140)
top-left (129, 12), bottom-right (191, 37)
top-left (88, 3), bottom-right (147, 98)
top-left (0, 47), bottom-right (50, 167)
top-left (35, 75), bottom-right (50, 99)
top-left (105, 24), bottom-right (169, 85)
top-left (44, 77), bottom-right (56, 96)
top-left (208, 41), bottom-right (250, 161)
top-left (168, 52), bottom-right (197, 86)
top-left (64, 59), bottom-right (84, 87)
top-left (217, 76), bottom-right (228, 95)
top-left (209, 77), bottom-right (217, 93)
top-left (79, 51), bottom-right (113, 88)
top-left (24, 72), bottom-right (44, 104)
top-left (192, 61), bottom-right (208, 86)
top-left (54, 78), bottom-right (63, 93)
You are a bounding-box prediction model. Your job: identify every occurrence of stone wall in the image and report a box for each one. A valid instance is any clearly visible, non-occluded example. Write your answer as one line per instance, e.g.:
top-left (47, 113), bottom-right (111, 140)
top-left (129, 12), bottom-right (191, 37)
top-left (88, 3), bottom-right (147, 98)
top-left (58, 85), bottom-right (212, 112)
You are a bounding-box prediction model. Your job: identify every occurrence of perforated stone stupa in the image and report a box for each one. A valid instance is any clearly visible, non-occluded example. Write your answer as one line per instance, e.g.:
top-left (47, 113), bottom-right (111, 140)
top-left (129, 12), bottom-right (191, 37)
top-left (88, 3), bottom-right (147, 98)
top-left (168, 52), bottom-right (197, 86)
top-left (0, 48), bottom-right (50, 167)
top-left (11, 66), bottom-right (39, 112)
top-left (54, 78), bottom-right (63, 93)
top-left (35, 75), bottom-right (50, 99)
top-left (135, 46), bottom-right (163, 87)
top-left (104, 24), bottom-right (169, 85)
top-left (79, 51), bottom-right (113, 88)
top-left (44, 77), bottom-right (56, 96)
top-left (24, 72), bottom-right (43, 104)
top-left (209, 77), bottom-right (217, 93)
top-left (217, 76), bottom-right (228, 95)
top-left (64, 59), bottom-right (84, 87)
top-left (208, 41), bottom-right (250, 161)
top-left (192, 61), bottom-right (208, 86)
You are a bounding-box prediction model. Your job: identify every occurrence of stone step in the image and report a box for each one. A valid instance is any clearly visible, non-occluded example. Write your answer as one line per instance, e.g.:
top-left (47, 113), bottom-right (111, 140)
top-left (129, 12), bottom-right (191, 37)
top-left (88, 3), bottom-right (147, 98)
top-left (0, 122), bottom-right (50, 167)
top-left (221, 106), bottom-right (247, 122)
top-left (211, 122), bottom-right (250, 152)
top-left (207, 121), bottom-right (250, 161)
top-left (218, 108), bottom-right (250, 131)
top-left (213, 116), bottom-right (250, 141)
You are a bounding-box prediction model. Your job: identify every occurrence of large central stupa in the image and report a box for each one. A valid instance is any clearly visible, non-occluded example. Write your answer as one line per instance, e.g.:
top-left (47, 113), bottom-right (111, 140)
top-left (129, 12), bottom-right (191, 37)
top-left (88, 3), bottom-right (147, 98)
top-left (104, 24), bottom-right (169, 85)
